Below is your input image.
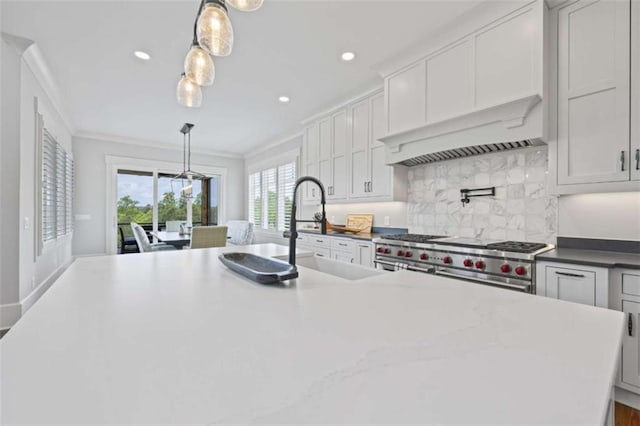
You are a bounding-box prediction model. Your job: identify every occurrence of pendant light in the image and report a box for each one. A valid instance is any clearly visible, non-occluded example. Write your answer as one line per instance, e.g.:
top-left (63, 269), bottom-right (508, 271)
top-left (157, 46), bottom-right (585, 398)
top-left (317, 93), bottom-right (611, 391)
top-left (226, 0), bottom-right (264, 12)
top-left (177, 73), bottom-right (203, 108)
top-left (197, 1), bottom-right (234, 57)
top-left (173, 123), bottom-right (206, 199)
top-left (177, 0), bottom-right (263, 107)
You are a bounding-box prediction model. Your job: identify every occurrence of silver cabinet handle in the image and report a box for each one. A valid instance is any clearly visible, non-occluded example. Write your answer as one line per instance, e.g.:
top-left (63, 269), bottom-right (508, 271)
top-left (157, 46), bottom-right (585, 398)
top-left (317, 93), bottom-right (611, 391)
top-left (629, 313), bottom-right (634, 337)
top-left (635, 149), bottom-right (639, 171)
top-left (363, 181), bottom-right (367, 193)
top-left (621, 150), bottom-right (626, 172)
top-left (316, 239), bottom-right (324, 243)
top-left (338, 242), bottom-right (348, 246)
top-left (368, 181), bottom-right (372, 192)
top-left (555, 271), bottom-right (585, 278)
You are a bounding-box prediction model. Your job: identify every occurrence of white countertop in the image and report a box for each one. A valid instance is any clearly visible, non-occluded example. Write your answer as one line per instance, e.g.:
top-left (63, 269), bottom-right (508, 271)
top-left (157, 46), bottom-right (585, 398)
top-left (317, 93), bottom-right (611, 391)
top-left (1, 244), bottom-right (624, 424)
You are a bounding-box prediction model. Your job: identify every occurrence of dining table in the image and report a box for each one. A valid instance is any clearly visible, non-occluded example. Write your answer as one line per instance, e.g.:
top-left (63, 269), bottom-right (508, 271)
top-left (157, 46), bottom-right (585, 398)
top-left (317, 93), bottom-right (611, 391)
top-left (151, 231), bottom-right (191, 249)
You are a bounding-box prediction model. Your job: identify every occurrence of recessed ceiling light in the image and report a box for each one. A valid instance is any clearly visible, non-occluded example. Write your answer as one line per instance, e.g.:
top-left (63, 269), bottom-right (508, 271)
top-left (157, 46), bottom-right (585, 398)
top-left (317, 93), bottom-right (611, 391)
top-left (341, 51), bottom-right (356, 61)
top-left (278, 96), bottom-right (290, 103)
top-left (134, 50), bottom-right (151, 61)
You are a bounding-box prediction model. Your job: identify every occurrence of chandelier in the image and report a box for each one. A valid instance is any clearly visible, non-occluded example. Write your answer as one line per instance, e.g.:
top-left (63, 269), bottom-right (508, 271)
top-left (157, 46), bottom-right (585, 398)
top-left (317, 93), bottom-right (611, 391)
top-left (177, 0), bottom-right (264, 108)
top-left (172, 123), bottom-right (206, 199)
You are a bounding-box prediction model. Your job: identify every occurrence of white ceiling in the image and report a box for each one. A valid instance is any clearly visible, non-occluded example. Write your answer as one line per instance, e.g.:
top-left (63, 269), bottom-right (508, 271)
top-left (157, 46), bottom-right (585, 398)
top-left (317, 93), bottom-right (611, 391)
top-left (1, 0), bottom-right (481, 155)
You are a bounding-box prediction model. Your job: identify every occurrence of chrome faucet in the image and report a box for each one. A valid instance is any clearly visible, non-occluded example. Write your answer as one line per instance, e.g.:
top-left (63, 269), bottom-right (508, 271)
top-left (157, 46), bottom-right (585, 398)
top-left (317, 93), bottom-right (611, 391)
top-left (283, 176), bottom-right (327, 266)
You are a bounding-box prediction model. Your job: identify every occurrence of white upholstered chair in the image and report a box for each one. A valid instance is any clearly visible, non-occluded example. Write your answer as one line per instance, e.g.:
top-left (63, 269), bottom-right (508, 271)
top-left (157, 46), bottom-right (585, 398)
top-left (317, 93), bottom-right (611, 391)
top-left (226, 220), bottom-right (254, 246)
top-left (131, 223), bottom-right (176, 252)
top-left (165, 220), bottom-right (184, 232)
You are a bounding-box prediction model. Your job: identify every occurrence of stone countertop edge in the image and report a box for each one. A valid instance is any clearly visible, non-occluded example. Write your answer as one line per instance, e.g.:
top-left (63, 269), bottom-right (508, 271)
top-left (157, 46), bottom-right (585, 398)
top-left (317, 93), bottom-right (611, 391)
top-left (537, 248), bottom-right (640, 270)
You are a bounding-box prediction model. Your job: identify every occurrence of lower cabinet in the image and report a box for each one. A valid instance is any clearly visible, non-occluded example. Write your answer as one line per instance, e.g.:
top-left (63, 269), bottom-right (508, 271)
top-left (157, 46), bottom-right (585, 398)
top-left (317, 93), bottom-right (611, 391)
top-left (611, 269), bottom-right (640, 392)
top-left (536, 261), bottom-right (609, 307)
top-left (297, 234), bottom-right (373, 268)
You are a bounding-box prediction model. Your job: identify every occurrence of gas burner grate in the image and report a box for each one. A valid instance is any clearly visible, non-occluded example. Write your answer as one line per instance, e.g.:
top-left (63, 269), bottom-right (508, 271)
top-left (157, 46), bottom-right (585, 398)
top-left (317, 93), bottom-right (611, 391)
top-left (381, 234), bottom-right (447, 244)
top-left (486, 241), bottom-right (548, 253)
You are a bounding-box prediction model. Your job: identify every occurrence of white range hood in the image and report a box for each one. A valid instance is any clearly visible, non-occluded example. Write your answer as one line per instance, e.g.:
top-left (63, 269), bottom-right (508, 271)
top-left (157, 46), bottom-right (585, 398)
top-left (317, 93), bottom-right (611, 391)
top-left (374, 0), bottom-right (547, 166)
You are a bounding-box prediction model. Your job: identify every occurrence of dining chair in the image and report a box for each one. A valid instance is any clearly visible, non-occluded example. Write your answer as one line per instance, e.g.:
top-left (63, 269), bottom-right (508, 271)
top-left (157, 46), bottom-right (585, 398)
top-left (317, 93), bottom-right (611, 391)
top-left (226, 220), bottom-right (254, 245)
top-left (130, 223), bottom-right (176, 253)
top-left (165, 220), bottom-right (184, 232)
top-left (190, 226), bottom-right (228, 249)
top-left (119, 226), bottom-right (139, 254)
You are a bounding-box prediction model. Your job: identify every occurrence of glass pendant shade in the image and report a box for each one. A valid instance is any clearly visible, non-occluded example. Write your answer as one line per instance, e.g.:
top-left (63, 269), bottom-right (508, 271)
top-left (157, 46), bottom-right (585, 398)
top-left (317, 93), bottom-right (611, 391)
top-left (196, 2), bottom-right (234, 57)
top-left (226, 0), bottom-right (264, 12)
top-left (176, 74), bottom-right (202, 108)
top-left (184, 45), bottom-right (215, 86)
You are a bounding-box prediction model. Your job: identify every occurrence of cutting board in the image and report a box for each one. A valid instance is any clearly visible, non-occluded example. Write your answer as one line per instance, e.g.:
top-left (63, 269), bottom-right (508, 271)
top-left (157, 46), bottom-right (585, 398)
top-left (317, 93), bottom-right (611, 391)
top-left (346, 214), bottom-right (373, 234)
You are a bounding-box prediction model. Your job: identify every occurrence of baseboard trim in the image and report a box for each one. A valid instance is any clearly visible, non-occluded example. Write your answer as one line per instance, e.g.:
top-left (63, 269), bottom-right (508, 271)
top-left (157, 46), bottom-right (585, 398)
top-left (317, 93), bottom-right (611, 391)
top-left (21, 257), bottom-right (75, 314)
top-left (615, 386), bottom-right (640, 410)
top-left (0, 303), bottom-right (22, 330)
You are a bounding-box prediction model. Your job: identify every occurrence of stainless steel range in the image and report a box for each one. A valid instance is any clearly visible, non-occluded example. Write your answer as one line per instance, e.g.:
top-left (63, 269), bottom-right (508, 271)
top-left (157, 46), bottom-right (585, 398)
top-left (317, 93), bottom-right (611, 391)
top-left (372, 234), bottom-right (554, 293)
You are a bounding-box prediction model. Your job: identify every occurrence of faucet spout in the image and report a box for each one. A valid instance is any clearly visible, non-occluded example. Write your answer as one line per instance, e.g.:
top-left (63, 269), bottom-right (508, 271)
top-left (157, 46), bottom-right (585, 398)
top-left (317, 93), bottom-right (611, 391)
top-left (284, 176), bottom-right (327, 266)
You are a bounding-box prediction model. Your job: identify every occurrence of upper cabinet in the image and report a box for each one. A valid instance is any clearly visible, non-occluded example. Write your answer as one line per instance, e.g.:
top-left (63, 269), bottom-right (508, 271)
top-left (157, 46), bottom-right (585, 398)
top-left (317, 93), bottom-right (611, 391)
top-left (552, 0), bottom-right (640, 193)
top-left (302, 90), bottom-right (407, 205)
top-left (632, 0), bottom-right (640, 182)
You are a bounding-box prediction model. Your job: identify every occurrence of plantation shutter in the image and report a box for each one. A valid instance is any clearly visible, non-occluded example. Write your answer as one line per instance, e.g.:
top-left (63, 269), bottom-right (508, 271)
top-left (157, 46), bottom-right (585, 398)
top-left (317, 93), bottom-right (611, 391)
top-left (42, 131), bottom-right (57, 242)
top-left (248, 172), bottom-right (262, 228)
top-left (262, 168), bottom-right (277, 230)
top-left (66, 156), bottom-right (74, 232)
top-left (277, 161), bottom-right (296, 231)
top-left (55, 144), bottom-right (66, 237)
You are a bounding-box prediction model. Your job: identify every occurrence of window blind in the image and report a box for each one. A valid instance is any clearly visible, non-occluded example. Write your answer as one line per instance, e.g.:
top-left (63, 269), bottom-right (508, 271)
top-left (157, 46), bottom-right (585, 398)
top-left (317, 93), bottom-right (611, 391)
top-left (65, 156), bottom-right (74, 233)
top-left (56, 144), bottom-right (67, 237)
top-left (42, 131), bottom-right (57, 242)
top-left (248, 160), bottom-right (297, 232)
top-left (277, 162), bottom-right (296, 231)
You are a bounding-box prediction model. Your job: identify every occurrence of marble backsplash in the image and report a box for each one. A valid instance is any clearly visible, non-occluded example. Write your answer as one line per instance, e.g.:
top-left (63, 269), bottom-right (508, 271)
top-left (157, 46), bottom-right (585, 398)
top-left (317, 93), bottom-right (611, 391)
top-left (407, 145), bottom-right (557, 243)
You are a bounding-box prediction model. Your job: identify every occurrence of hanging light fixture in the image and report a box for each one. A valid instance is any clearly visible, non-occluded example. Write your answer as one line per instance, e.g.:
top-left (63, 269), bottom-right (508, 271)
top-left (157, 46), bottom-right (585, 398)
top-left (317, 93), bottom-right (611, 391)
top-left (177, 73), bottom-right (203, 108)
top-left (173, 123), bottom-right (206, 199)
top-left (197, 1), bottom-right (234, 57)
top-left (226, 0), bottom-right (264, 13)
top-left (177, 0), bottom-right (263, 107)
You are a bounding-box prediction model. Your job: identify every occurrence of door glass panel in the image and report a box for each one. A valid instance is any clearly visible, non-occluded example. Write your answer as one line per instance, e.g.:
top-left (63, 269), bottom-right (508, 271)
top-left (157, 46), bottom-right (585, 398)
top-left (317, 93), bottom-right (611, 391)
top-left (117, 169), bottom-right (154, 251)
top-left (208, 176), bottom-right (219, 225)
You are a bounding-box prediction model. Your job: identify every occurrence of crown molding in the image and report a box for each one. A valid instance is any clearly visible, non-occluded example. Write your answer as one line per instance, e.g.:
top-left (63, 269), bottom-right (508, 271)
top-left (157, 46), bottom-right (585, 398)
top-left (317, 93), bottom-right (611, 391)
top-left (21, 43), bottom-right (77, 134)
top-left (75, 131), bottom-right (244, 159)
top-left (243, 131), bottom-right (304, 160)
top-left (300, 84), bottom-right (383, 125)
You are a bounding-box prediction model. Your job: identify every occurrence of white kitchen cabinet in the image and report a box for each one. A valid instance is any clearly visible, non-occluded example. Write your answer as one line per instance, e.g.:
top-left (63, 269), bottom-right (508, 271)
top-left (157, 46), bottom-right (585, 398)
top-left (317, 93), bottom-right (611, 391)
top-left (536, 261), bottom-right (609, 307)
top-left (302, 123), bottom-right (320, 204)
top-left (355, 242), bottom-right (373, 268)
top-left (556, 0), bottom-right (632, 185)
top-left (317, 117), bottom-right (332, 197)
top-left (632, 0), bottom-right (640, 181)
top-left (330, 110), bottom-right (348, 200)
top-left (349, 92), bottom-right (407, 201)
top-left (611, 269), bottom-right (640, 392)
top-left (387, 62), bottom-right (426, 135)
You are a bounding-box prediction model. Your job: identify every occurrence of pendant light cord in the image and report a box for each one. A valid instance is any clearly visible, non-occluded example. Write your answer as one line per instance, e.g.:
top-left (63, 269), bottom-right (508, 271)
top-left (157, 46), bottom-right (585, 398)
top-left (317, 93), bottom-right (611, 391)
top-left (192, 0), bottom-right (206, 45)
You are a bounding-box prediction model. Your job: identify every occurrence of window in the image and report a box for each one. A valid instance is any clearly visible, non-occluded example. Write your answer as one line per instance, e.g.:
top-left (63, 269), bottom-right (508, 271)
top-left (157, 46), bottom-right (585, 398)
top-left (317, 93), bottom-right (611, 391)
top-left (41, 129), bottom-right (73, 244)
top-left (248, 160), bottom-right (296, 232)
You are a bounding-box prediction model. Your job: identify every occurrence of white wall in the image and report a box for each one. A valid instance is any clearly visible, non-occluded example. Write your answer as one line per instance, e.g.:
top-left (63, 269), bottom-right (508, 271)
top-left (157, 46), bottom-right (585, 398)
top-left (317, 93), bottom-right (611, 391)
top-left (302, 202), bottom-right (408, 229)
top-left (1, 34), bottom-right (74, 328)
top-left (72, 136), bottom-right (246, 256)
top-left (558, 192), bottom-right (640, 241)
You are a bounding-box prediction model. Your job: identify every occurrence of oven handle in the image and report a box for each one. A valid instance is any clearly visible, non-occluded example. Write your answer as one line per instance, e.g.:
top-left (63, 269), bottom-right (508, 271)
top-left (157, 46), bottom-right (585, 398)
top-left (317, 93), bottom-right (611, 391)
top-left (435, 270), bottom-right (531, 292)
top-left (374, 259), bottom-right (434, 274)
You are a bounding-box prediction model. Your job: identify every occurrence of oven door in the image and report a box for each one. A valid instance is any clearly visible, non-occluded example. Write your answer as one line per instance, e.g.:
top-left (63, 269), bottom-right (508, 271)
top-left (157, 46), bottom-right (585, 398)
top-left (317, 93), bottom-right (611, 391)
top-left (374, 258), bottom-right (434, 274)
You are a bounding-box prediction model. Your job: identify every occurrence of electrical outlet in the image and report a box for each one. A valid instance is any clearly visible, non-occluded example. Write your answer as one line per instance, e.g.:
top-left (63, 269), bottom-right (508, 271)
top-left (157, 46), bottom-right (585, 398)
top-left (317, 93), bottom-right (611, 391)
top-left (384, 216), bottom-right (390, 226)
top-left (23, 217), bottom-right (30, 230)
top-left (31, 277), bottom-right (36, 290)
top-left (330, 216), bottom-right (335, 223)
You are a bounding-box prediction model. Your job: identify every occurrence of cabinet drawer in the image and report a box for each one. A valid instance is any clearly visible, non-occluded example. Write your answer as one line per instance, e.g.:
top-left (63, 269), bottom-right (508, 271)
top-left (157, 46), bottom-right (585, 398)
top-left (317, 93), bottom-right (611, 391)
top-left (313, 247), bottom-right (331, 258)
top-left (545, 266), bottom-right (597, 306)
top-left (623, 272), bottom-right (640, 297)
top-left (331, 238), bottom-right (355, 251)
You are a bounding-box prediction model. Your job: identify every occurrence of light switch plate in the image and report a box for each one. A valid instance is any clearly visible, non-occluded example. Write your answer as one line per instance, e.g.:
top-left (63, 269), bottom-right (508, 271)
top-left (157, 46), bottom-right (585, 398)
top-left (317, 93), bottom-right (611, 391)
top-left (384, 216), bottom-right (390, 226)
top-left (23, 217), bottom-right (29, 230)
top-left (74, 214), bottom-right (91, 221)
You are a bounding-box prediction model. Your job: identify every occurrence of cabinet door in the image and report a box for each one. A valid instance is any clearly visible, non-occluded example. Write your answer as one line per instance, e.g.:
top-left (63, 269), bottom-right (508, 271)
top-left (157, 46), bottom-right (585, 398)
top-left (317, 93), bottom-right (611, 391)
top-left (318, 117), bottom-right (332, 196)
top-left (350, 99), bottom-right (370, 198)
top-left (303, 124), bottom-right (320, 203)
top-left (330, 110), bottom-right (348, 200)
top-left (332, 251), bottom-right (354, 264)
top-left (545, 266), bottom-right (597, 306)
top-left (369, 92), bottom-right (392, 198)
top-left (387, 61), bottom-right (426, 134)
top-left (355, 242), bottom-right (373, 268)
top-left (557, 0), bottom-right (631, 185)
top-left (632, 0), bottom-right (640, 181)
top-left (622, 300), bottom-right (640, 388)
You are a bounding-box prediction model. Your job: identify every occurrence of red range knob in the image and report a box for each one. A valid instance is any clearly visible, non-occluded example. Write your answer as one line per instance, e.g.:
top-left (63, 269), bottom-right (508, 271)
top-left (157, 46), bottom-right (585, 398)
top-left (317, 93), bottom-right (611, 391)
top-left (500, 264), bottom-right (512, 273)
top-left (443, 256), bottom-right (453, 264)
top-left (405, 252), bottom-right (413, 258)
top-left (384, 248), bottom-right (391, 254)
top-left (463, 259), bottom-right (473, 267)
top-left (377, 247), bottom-right (384, 253)
top-left (420, 253), bottom-right (428, 260)
top-left (397, 250), bottom-right (405, 257)
top-left (515, 266), bottom-right (527, 276)
top-left (475, 260), bottom-right (486, 269)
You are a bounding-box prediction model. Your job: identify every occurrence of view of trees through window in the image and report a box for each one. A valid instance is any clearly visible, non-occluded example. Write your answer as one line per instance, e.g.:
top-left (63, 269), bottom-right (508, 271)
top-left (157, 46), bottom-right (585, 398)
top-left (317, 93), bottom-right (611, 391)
top-left (248, 161), bottom-right (296, 231)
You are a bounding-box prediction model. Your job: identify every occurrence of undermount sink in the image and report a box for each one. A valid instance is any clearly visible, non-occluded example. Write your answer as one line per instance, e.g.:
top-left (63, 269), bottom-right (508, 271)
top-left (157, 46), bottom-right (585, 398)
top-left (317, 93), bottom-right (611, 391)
top-left (294, 255), bottom-right (386, 281)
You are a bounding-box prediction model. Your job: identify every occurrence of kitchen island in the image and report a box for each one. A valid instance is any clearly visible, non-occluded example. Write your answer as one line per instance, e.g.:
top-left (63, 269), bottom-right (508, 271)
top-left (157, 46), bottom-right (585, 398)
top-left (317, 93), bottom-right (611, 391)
top-left (1, 244), bottom-right (624, 424)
